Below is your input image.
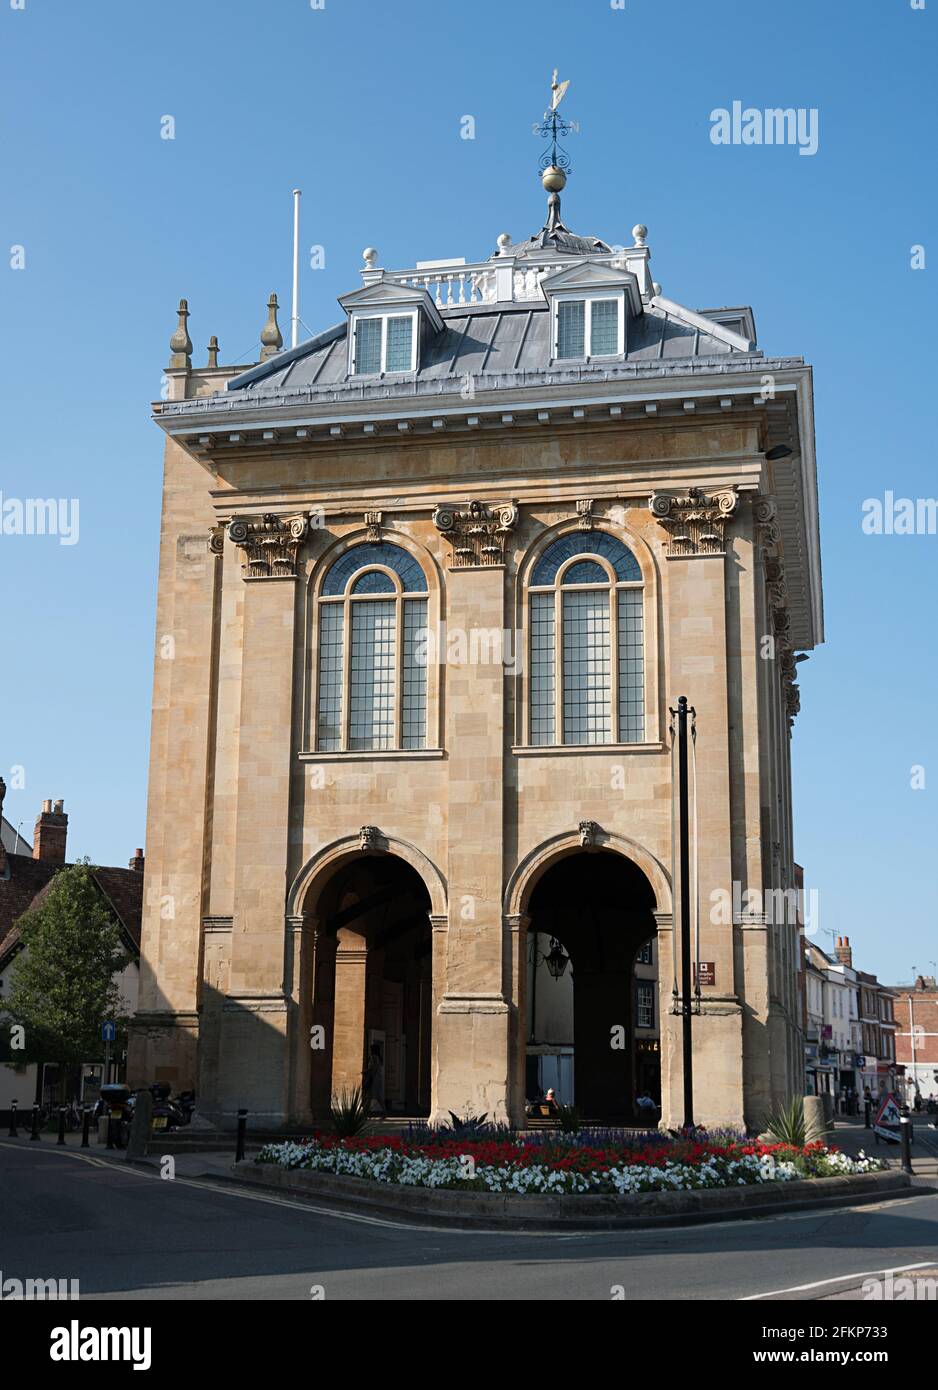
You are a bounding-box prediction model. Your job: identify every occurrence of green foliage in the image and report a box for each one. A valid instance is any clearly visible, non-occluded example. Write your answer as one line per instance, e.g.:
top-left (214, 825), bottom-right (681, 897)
top-left (555, 1103), bottom-right (582, 1134)
top-left (330, 1086), bottom-right (370, 1137)
top-left (763, 1094), bottom-right (806, 1146)
top-left (446, 1111), bottom-right (490, 1138)
top-left (3, 862), bottom-right (129, 1077)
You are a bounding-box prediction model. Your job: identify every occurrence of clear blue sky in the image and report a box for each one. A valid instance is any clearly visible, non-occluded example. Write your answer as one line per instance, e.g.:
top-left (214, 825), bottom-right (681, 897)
top-left (1, 0), bottom-right (934, 982)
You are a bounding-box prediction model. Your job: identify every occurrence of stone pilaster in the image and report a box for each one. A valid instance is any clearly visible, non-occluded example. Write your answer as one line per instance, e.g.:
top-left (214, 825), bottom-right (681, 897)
top-left (433, 541), bottom-right (511, 1123)
top-left (651, 487), bottom-right (744, 1130)
top-left (216, 516), bottom-right (305, 1127)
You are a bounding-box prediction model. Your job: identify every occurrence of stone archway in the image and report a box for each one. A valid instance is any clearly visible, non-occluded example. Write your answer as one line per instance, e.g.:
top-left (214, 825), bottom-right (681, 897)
top-left (299, 847), bottom-right (438, 1121)
top-left (520, 846), bottom-right (661, 1123)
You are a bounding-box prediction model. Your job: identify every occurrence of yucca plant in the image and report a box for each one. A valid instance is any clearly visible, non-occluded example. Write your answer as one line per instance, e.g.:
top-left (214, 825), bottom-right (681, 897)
top-left (330, 1086), bottom-right (370, 1138)
top-left (762, 1094), bottom-right (806, 1146)
top-left (555, 1104), bottom-right (582, 1134)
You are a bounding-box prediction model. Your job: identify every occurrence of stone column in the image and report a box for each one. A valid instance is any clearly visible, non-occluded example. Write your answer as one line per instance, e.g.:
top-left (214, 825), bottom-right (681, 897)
top-left (331, 942), bottom-right (368, 1098)
top-left (309, 928), bottom-right (336, 1121)
top-left (505, 912), bottom-right (530, 1125)
top-left (286, 913), bottom-right (314, 1126)
top-left (217, 513), bottom-right (308, 1128)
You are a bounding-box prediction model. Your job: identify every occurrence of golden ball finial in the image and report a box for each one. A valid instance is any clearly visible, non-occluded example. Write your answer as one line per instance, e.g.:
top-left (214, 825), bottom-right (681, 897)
top-left (541, 164), bottom-right (566, 192)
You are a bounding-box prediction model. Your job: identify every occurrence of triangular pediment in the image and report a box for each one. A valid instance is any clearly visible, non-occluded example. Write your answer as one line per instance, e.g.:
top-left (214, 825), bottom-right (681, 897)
top-left (540, 261), bottom-right (642, 314)
top-left (338, 280), bottom-right (444, 332)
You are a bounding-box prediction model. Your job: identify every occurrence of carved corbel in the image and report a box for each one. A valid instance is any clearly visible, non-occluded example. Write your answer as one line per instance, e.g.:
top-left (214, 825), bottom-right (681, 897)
top-left (359, 825), bottom-right (381, 852)
top-left (579, 820), bottom-right (599, 850)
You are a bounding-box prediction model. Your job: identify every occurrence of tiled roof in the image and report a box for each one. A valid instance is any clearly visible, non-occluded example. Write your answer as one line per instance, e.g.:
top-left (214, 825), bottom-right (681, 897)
top-left (0, 857), bottom-right (142, 966)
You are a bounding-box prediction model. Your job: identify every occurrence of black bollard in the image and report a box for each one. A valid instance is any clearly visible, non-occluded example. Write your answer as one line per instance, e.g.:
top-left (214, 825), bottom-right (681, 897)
top-left (7, 1100), bottom-right (17, 1138)
top-left (864, 1099), bottom-right (871, 1128)
top-left (30, 1104), bottom-right (41, 1141)
top-left (81, 1107), bottom-right (91, 1149)
top-left (235, 1108), bottom-right (247, 1163)
top-left (57, 1106), bottom-right (67, 1146)
top-left (900, 1113), bottom-right (913, 1175)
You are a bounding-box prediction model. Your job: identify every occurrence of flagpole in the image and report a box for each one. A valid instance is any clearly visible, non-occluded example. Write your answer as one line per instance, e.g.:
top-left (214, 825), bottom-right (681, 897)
top-left (291, 188), bottom-right (301, 349)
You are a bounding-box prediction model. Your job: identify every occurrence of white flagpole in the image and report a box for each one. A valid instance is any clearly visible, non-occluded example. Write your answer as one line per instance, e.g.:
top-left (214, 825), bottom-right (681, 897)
top-left (291, 188), bottom-right (301, 349)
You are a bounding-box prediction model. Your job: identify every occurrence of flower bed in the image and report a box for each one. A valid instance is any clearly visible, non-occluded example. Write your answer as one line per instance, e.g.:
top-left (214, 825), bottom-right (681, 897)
top-left (255, 1132), bottom-right (885, 1197)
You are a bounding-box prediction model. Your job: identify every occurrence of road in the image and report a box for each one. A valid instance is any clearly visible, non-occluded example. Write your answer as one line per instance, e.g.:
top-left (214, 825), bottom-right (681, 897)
top-left (3, 1138), bottom-right (938, 1301)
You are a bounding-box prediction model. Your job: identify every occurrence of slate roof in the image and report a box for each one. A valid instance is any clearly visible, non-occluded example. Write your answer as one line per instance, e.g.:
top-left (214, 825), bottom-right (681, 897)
top-left (221, 299), bottom-right (756, 403)
top-left (0, 857), bottom-right (143, 967)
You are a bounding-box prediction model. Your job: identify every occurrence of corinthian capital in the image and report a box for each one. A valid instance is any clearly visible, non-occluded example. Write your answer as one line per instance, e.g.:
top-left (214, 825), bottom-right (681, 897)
top-left (433, 500), bottom-right (518, 569)
top-left (648, 487), bottom-right (738, 556)
top-left (228, 513), bottom-right (309, 579)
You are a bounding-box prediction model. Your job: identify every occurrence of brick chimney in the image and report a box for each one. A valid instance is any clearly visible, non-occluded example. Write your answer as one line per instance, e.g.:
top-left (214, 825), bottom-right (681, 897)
top-left (129, 847), bottom-right (145, 874)
top-left (33, 798), bottom-right (68, 863)
top-left (834, 935), bottom-right (853, 968)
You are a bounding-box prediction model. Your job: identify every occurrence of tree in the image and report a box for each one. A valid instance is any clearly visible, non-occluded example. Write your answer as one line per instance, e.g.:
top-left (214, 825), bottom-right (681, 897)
top-left (3, 861), bottom-right (129, 1096)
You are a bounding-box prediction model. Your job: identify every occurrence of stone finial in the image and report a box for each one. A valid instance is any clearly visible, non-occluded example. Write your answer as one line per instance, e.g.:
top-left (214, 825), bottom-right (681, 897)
top-left (169, 298), bottom-right (193, 369)
top-left (259, 293), bottom-right (283, 360)
top-left (632, 223), bottom-right (648, 247)
top-left (206, 335), bottom-right (219, 368)
top-left (496, 232), bottom-right (512, 256)
top-left (362, 247), bottom-right (378, 269)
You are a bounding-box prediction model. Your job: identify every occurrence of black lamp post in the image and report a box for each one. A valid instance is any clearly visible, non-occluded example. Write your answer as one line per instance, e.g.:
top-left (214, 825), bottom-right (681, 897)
top-left (670, 695), bottom-right (696, 1130)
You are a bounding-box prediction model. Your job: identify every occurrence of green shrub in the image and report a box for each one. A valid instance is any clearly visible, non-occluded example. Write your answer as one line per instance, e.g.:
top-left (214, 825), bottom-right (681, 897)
top-left (330, 1086), bottom-right (370, 1138)
top-left (555, 1104), bottom-right (582, 1134)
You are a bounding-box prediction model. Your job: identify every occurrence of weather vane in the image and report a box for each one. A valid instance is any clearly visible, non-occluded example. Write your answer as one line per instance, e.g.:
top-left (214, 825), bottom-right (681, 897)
top-left (533, 69), bottom-right (578, 190)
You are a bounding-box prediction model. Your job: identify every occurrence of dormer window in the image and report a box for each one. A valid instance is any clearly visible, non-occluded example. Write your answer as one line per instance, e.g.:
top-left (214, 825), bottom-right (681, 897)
top-left (351, 312), bottom-right (417, 376)
top-left (554, 294), bottom-right (623, 360)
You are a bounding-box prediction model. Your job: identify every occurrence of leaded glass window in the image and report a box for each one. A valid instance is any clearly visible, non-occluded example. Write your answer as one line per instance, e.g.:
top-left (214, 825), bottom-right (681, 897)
top-left (385, 316), bottom-right (414, 372)
top-left (317, 543), bottom-right (428, 751)
top-left (351, 312), bottom-right (416, 375)
top-left (589, 299), bottom-right (619, 355)
top-left (557, 300), bottom-right (585, 359)
top-left (528, 533), bottom-right (644, 746)
top-left (554, 295), bottom-right (623, 359)
top-left (353, 316), bottom-right (382, 375)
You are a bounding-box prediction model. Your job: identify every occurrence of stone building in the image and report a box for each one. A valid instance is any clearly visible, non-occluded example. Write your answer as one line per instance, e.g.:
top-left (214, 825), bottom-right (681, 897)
top-left (129, 158), bottom-right (822, 1131)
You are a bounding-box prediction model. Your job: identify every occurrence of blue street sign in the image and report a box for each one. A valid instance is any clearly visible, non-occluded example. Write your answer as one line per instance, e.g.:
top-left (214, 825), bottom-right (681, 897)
top-left (101, 1021), bottom-right (117, 1042)
top-left (857, 1056), bottom-right (866, 1069)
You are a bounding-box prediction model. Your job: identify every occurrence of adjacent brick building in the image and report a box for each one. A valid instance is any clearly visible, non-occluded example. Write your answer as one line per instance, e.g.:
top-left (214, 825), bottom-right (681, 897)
top-left (892, 976), bottom-right (938, 1101)
top-left (0, 780), bottom-right (143, 1109)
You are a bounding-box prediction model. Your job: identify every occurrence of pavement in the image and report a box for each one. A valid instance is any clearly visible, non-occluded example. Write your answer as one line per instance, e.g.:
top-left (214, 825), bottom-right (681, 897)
top-left (3, 1127), bottom-right (938, 1301)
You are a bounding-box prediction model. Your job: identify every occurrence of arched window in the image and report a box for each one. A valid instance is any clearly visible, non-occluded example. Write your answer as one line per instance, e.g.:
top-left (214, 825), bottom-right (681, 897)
top-left (317, 542), bottom-right (428, 752)
top-left (529, 533), bottom-right (644, 746)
